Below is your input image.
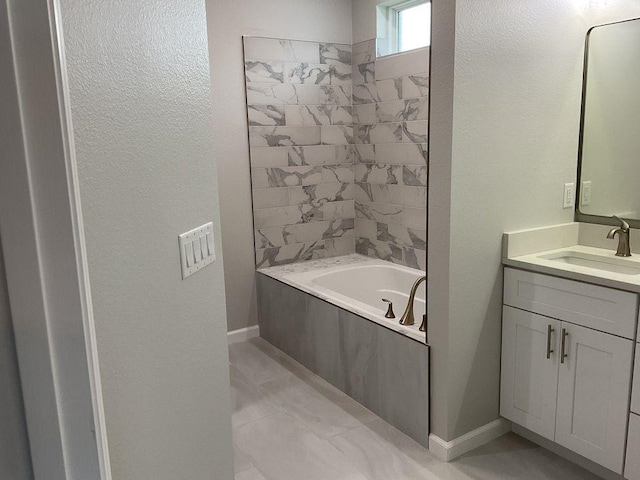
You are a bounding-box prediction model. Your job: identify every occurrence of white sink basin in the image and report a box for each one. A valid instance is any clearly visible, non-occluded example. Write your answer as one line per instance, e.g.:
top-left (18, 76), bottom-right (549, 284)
top-left (539, 250), bottom-right (640, 276)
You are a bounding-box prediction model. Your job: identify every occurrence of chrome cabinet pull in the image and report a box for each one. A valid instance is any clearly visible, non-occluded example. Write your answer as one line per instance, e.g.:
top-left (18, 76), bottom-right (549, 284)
top-left (546, 325), bottom-right (555, 359)
top-left (561, 328), bottom-right (569, 364)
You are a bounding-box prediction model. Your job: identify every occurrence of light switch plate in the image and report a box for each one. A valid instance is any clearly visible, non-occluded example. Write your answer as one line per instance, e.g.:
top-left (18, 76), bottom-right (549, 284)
top-left (179, 222), bottom-right (215, 279)
top-left (563, 183), bottom-right (575, 209)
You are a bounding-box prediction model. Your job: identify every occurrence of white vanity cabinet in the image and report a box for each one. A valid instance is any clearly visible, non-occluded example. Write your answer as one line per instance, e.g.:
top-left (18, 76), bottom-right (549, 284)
top-left (501, 268), bottom-right (637, 475)
top-left (628, 349), bottom-right (640, 480)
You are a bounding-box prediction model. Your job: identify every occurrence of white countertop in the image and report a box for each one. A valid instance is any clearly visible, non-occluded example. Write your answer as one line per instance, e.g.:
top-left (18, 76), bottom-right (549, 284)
top-left (503, 224), bottom-right (640, 294)
top-left (505, 245), bottom-right (640, 293)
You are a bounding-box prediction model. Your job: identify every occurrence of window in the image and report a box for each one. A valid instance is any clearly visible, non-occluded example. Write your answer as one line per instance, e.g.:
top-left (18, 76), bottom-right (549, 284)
top-left (377, 0), bottom-right (431, 57)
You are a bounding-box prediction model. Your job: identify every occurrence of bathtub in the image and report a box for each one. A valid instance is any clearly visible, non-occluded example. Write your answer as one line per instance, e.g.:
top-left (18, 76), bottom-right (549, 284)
top-left (256, 253), bottom-right (430, 446)
top-left (279, 257), bottom-right (426, 342)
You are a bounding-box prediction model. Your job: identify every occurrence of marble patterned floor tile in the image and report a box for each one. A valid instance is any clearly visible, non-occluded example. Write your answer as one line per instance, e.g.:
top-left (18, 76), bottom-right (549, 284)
top-left (235, 467), bottom-right (267, 480)
top-left (260, 372), bottom-right (377, 439)
top-left (233, 442), bottom-right (254, 474)
top-left (231, 338), bottom-right (606, 480)
top-left (442, 433), bottom-right (602, 480)
top-left (234, 412), bottom-right (369, 480)
top-left (228, 338), bottom-right (308, 385)
top-left (229, 365), bottom-right (282, 428)
top-left (328, 418), bottom-right (439, 480)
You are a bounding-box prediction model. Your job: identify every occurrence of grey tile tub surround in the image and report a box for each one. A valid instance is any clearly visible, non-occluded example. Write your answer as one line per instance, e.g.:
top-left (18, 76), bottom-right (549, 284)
top-left (256, 272), bottom-right (430, 447)
top-left (352, 39), bottom-right (429, 271)
top-left (244, 37), bottom-right (356, 267)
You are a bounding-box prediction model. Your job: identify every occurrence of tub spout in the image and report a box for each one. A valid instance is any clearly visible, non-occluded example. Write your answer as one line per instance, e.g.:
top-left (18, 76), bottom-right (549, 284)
top-left (399, 276), bottom-right (426, 326)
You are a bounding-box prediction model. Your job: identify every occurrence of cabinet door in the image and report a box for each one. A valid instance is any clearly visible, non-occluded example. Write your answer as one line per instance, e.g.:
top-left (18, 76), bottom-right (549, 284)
top-left (501, 306), bottom-right (560, 440)
top-left (626, 414), bottom-right (640, 480)
top-left (555, 323), bottom-right (633, 474)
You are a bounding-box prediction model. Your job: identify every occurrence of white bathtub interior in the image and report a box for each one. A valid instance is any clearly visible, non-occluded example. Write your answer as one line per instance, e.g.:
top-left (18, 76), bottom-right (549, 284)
top-left (259, 255), bottom-right (427, 343)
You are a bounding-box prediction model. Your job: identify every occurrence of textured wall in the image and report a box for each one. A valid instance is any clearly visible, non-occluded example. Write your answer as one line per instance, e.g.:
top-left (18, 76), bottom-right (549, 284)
top-left (59, 0), bottom-right (234, 477)
top-left (207, 0), bottom-right (353, 331)
top-left (353, 43), bottom-right (429, 270)
top-left (245, 37), bottom-right (356, 267)
top-left (0, 235), bottom-right (32, 479)
top-left (429, 0), bottom-right (640, 442)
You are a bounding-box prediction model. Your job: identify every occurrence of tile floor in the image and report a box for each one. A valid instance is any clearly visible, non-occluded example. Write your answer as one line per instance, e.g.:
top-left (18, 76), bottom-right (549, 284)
top-left (229, 337), bottom-right (602, 480)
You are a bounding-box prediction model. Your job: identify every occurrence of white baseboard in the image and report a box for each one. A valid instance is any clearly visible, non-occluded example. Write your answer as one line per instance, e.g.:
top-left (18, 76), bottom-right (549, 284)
top-left (429, 418), bottom-right (511, 461)
top-left (227, 325), bottom-right (260, 345)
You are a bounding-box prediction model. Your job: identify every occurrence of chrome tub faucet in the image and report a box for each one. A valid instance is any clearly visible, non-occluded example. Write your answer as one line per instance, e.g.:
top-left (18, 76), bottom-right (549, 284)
top-left (607, 215), bottom-right (632, 257)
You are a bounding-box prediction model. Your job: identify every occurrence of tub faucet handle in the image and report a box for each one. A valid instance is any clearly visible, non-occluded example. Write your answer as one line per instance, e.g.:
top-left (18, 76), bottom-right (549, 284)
top-left (382, 299), bottom-right (395, 319)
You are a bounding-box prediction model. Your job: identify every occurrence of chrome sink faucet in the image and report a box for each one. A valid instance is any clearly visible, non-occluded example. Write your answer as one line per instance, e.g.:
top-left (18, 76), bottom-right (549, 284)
top-left (399, 275), bottom-right (426, 326)
top-left (607, 215), bottom-right (632, 257)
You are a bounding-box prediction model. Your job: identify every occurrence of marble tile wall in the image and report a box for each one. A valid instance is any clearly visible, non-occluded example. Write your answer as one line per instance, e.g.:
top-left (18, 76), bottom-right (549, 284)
top-left (244, 37), bottom-right (355, 267)
top-left (352, 40), bottom-right (428, 270)
top-left (244, 37), bottom-right (428, 268)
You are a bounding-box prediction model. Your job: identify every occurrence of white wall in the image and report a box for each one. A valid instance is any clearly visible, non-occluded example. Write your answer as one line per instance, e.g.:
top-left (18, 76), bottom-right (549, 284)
top-left (59, 0), bottom-right (234, 478)
top-left (352, 0), bottom-right (385, 43)
top-left (429, 0), bottom-right (640, 441)
top-left (207, 0), bottom-right (353, 331)
top-left (0, 237), bottom-right (32, 480)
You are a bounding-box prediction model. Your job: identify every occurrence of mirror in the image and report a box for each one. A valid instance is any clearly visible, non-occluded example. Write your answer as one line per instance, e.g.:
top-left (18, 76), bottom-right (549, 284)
top-left (577, 17), bottom-right (640, 227)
